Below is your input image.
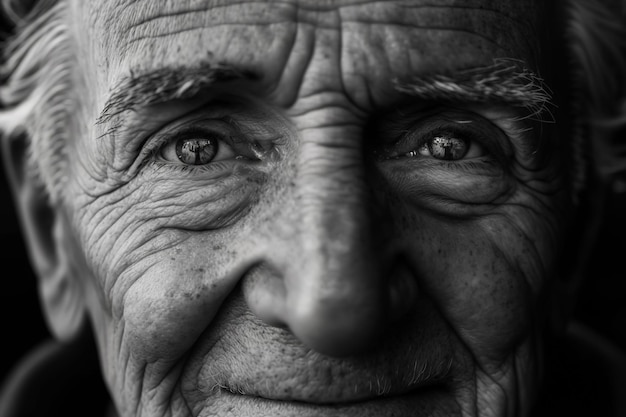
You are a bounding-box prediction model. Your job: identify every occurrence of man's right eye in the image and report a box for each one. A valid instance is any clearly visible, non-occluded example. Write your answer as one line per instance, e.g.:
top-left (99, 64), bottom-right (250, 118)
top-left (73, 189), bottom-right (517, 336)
top-left (158, 128), bottom-right (238, 166)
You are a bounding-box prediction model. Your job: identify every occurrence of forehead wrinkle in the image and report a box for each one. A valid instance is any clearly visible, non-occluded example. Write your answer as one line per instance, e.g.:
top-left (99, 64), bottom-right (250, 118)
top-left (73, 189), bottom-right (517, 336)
top-left (114, 1), bottom-right (298, 57)
top-left (336, 3), bottom-right (539, 62)
top-left (121, 3), bottom-right (521, 54)
top-left (108, 0), bottom-right (540, 58)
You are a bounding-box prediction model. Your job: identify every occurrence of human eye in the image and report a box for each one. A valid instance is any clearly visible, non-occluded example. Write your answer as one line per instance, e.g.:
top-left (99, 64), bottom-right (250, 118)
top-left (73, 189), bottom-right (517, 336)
top-left (151, 114), bottom-right (278, 170)
top-left (379, 109), bottom-right (503, 165)
top-left (158, 126), bottom-right (240, 166)
top-left (397, 128), bottom-right (486, 161)
top-left (374, 107), bottom-right (517, 211)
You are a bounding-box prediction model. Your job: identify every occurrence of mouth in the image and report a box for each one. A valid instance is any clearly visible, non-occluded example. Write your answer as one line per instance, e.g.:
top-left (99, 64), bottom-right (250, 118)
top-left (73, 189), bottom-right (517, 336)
top-left (207, 341), bottom-right (455, 407)
top-left (213, 383), bottom-right (457, 417)
top-left (218, 377), bottom-right (444, 405)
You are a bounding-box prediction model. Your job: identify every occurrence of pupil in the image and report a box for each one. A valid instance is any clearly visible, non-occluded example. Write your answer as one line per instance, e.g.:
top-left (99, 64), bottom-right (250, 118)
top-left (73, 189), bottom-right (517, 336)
top-left (176, 138), bottom-right (218, 165)
top-left (428, 135), bottom-right (468, 160)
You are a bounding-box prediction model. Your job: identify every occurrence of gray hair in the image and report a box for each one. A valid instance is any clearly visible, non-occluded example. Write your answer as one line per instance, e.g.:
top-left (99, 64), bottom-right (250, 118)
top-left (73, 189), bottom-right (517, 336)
top-left (0, 0), bottom-right (73, 204)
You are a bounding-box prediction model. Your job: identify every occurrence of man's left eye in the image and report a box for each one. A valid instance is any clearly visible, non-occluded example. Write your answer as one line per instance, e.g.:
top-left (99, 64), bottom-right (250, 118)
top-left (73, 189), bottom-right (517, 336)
top-left (408, 132), bottom-right (482, 161)
top-left (158, 130), bottom-right (237, 165)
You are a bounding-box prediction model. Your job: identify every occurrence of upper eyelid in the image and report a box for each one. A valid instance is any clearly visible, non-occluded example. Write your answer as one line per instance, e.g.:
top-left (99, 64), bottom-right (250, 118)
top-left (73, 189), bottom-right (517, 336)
top-left (396, 120), bottom-right (493, 152)
top-left (433, 108), bottom-right (521, 138)
top-left (158, 105), bottom-right (287, 142)
top-left (146, 116), bottom-right (249, 154)
top-left (142, 120), bottom-right (221, 151)
top-left (383, 109), bottom-right (499, 141)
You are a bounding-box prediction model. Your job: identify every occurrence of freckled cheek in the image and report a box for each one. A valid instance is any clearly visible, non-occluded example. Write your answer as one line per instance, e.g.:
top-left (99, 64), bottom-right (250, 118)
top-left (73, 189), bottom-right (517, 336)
top-left (113, 250), bottom-right (242, 364)
top-left (76, 202), bottom-right (254, 365)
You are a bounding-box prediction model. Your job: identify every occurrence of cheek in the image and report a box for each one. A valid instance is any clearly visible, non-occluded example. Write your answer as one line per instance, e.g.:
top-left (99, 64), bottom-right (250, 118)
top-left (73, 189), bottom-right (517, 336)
top-left (438, 241), bottom-right (532, 354)
top-left (102, 232), bottom-right (252, 362)
top-left (72, 192), bottom-right (252, 368)
top-left (121, 262), bottom-right (224, 362)
top-left (398, 211), bottom-right (549, 361)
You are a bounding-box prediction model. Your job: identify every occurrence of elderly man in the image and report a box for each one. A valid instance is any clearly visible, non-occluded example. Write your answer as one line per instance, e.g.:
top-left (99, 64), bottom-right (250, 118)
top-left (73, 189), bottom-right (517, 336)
top-left (0, 0), bottom-right (625, 416)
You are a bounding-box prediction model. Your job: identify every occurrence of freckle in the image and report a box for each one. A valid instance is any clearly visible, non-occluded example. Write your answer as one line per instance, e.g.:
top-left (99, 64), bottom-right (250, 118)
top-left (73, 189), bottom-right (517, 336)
top-left (170, 257), bottom-right (176, 261)
top-left (212, 245), bottom-right (222, 251)
top-left (196, 267), bottom-right (205, 273)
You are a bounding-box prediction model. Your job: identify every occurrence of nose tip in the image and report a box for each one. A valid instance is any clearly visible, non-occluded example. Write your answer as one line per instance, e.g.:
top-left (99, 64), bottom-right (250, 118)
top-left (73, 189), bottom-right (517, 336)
top-left (244, 257), bottom-right (419, 357)
top-left (285, 275), bottom-right (387, 356)
top-left (287, 257), bottom-right (419, 356)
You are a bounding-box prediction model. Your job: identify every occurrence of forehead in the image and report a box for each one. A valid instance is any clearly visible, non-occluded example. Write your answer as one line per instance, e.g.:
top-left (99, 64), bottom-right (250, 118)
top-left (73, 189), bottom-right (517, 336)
top-left (74, 0), bottom-right (544, 109)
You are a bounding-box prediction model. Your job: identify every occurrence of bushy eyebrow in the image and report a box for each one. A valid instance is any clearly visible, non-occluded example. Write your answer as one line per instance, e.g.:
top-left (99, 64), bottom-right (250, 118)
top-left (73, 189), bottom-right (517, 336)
top-left (96, 58), bottom-right (553, 135)
top-left (96, 61), bottom-right (259, 126)
top-left (393, 59), bottom-right (554, 121)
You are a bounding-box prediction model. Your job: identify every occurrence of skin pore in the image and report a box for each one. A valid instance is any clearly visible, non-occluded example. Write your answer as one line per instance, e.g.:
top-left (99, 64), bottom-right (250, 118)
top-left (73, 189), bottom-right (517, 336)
top-left (45, 0), bottom-right (569, 416)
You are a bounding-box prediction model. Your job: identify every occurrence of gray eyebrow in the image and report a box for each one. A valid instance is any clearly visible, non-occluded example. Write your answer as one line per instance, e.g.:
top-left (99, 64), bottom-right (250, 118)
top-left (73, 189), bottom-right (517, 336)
top-left (96, 61), bottom-right (259, 126)
top-left (96, 58), bottom-right (552, 137)
top-left (393, 59), bottom-right (554, 120)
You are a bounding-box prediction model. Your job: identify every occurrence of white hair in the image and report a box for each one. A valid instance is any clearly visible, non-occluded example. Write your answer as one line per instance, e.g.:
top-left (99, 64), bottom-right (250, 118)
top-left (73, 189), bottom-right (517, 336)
top-left (0, 0), bottom-right (73, 204)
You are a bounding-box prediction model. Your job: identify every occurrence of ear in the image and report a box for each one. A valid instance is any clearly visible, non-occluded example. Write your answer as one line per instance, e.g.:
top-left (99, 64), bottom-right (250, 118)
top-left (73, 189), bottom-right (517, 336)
top-left (1, 132), bottom-right (85, 341)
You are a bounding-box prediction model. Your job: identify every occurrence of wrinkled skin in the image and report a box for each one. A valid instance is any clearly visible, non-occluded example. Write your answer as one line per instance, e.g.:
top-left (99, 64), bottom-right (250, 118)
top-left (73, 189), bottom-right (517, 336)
top-left (55, 0), bottom-right (569, 416)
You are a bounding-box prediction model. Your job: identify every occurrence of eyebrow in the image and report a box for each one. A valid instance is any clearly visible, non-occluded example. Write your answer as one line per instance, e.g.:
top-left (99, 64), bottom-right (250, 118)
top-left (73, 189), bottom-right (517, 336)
top-left (393, 59), bottom-right (554, 120)
top-left (96, 61), bottom-right (259, 126)
top-left (96, 58), bottom-right (553, 133)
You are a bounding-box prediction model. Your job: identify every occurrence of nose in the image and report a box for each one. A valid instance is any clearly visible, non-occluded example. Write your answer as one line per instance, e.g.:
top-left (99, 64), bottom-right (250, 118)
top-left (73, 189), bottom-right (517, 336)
top-left (243, 125), bottom-right (418, 357)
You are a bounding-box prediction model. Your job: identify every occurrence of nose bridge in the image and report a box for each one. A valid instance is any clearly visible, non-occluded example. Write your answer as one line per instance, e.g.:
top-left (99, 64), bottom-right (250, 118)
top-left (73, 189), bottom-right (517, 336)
top-left (277, 124), bottom-right (389, 355)
top-left (290, 126), bottom-right (377, 298)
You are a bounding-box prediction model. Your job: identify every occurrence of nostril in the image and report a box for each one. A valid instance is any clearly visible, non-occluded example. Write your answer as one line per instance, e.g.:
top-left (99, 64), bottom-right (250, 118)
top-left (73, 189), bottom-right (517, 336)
top-left (387, 259), bottom-right (419, 322)
top-left (242, 262), bottom-right (287, 328)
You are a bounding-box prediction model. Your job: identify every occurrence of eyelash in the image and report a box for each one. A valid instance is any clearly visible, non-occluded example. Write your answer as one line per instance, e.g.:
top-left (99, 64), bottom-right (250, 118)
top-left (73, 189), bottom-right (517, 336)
top-left (377, 109), bottom-right (511, 165)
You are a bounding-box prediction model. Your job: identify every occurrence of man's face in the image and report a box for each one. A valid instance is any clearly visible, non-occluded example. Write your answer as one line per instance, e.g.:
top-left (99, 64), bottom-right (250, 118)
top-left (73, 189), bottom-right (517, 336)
top-left (60, 1), bottom-right (568, 416)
